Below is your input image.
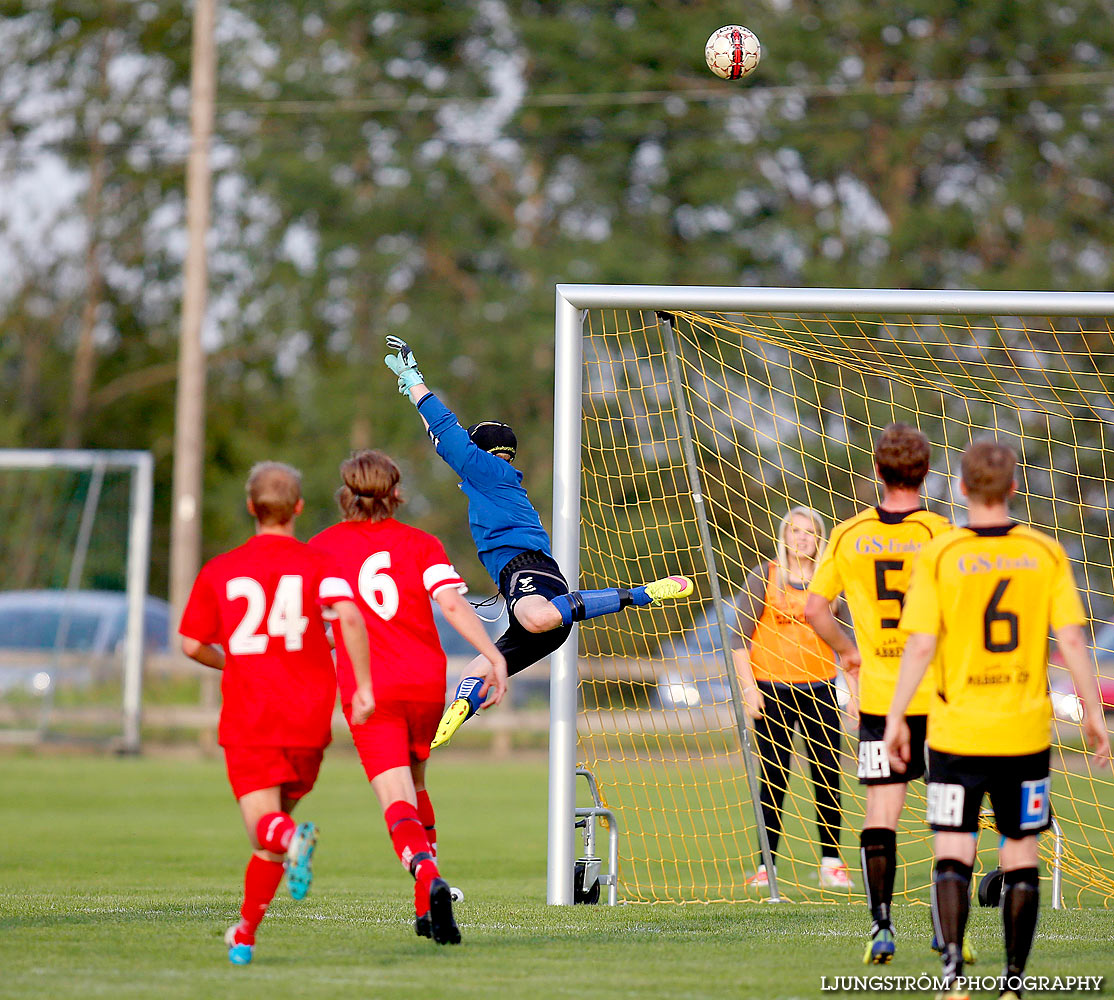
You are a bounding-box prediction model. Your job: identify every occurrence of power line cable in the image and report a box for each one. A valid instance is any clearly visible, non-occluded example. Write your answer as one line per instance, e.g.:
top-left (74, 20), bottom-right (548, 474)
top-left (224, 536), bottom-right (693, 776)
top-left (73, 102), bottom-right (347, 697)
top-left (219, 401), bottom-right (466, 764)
top-left (1, 69), bottom-right (1112, 161)
top-left (211, 68), bottom-right (1114, 115)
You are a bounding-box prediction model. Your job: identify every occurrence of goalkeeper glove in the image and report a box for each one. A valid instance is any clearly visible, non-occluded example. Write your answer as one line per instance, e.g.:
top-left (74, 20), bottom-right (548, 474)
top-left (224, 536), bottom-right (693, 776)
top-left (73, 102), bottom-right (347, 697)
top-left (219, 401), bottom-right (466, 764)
top-left (383, 336), bottom-right (425, 395)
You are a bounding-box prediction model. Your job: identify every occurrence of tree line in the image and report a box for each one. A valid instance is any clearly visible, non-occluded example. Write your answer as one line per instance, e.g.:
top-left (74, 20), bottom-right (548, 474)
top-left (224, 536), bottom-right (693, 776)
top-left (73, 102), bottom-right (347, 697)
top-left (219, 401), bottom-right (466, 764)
top-left (3, 0), bottom-right (1114, 597)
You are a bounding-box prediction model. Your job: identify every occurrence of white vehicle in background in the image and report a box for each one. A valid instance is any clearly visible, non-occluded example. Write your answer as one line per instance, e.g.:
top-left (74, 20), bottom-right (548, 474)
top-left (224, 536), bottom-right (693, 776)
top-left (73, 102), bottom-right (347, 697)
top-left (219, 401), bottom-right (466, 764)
top-left (0, 589), bottom-right (170, 693)
top-left (652, 594), bottom-right (848, 715)
top-left (430, 597), bottom-right (512, 702)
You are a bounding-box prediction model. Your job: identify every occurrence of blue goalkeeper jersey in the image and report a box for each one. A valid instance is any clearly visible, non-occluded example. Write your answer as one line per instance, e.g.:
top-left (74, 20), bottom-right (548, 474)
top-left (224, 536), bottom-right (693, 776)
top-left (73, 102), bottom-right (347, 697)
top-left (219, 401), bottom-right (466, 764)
top-left (416, 392), bottom-right (552, 585)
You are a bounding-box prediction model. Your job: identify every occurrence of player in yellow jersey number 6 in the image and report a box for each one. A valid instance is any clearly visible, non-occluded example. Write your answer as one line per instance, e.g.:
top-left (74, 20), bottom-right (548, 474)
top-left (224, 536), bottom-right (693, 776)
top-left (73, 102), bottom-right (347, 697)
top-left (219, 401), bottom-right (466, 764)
top-left (883, 439), bottom-right (1110, 1000)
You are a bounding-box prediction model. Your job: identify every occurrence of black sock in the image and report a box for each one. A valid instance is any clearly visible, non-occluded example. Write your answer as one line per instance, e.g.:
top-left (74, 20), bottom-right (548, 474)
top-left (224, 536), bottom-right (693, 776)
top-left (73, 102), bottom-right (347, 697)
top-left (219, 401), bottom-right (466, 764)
top-left (933, 859), bottom-right (972, 981)
top-left (860, 828), bottom-right (897, 929)
top-left (1002, 867), bottom-right (1040, 988)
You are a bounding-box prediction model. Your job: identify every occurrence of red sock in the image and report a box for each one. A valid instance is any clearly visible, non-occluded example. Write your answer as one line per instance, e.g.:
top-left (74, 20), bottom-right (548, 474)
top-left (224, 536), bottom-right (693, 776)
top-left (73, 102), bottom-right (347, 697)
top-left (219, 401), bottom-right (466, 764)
top-left (237, 854), bottom-right (285, 942)
top-left (384, 801), bottom-right (439, 892)
top-left (416, 789), bottom-right (437, 860)
top-left (256, 811), bottom-right (296, 854)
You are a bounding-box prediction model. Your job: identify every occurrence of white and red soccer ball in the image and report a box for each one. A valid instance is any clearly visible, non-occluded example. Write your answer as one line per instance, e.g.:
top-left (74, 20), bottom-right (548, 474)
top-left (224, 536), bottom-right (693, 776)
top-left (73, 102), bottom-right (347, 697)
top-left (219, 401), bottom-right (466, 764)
top-left (704, 25), bottom-right (761, 81)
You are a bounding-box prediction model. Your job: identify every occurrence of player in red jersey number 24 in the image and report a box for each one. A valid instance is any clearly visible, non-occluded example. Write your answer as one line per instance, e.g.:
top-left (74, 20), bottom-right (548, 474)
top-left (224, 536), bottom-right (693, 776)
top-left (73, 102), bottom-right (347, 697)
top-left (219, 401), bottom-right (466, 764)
top-left (180, 462), bottom-right (374, 966)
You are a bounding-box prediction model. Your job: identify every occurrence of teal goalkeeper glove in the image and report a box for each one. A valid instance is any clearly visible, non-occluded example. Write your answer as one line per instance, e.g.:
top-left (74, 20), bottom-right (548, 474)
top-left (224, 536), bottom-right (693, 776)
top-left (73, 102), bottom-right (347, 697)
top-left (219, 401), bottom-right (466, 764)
top-left (383, 336), bottom-right (425, 395)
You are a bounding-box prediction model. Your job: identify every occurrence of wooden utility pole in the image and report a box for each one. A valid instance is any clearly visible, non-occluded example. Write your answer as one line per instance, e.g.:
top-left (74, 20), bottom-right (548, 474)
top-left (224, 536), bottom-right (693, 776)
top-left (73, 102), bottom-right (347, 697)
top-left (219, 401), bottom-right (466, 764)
top-left (170, 0), bottom-right (217, 745)
top-left (65, 26), bottom-right (112, 449)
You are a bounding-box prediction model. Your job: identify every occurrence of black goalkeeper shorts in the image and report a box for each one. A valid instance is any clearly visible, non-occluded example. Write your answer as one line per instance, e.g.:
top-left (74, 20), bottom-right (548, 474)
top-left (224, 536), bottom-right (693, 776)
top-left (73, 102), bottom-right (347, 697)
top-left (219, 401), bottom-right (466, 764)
top-left (495, 550), bottom-right (574, 677)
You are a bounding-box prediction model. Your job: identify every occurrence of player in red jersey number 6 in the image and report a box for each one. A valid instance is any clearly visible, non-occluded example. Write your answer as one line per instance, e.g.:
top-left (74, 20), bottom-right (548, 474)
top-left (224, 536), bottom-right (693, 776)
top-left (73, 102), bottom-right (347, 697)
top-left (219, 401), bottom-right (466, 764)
top-left (311, 449), bottom-right (505, 944)
top-left (180, 462), bottom-right (373, 966)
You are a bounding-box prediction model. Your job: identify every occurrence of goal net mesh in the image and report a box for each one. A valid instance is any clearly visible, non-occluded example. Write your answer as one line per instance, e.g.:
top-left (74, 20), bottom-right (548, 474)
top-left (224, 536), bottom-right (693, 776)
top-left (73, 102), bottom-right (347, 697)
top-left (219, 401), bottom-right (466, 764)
top-left (576, 307), bottom-right (1114, 906)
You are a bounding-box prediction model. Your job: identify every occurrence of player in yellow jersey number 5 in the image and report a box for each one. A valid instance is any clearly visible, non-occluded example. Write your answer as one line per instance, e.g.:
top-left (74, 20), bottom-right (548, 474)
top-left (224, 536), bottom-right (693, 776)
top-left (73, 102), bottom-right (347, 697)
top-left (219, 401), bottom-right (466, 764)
top-left (883, 439), bottom-right (1110, 1000)
top-left (805, 423), bottom-right (952, 965)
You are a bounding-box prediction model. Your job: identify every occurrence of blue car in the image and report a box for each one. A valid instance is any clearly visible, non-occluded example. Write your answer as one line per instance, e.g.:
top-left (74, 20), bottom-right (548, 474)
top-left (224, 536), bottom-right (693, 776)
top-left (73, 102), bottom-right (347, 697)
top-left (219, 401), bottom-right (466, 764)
top-left (652, 594), bottom-right (852, 711)
top-left (0, 589), bottom-right (171, 692)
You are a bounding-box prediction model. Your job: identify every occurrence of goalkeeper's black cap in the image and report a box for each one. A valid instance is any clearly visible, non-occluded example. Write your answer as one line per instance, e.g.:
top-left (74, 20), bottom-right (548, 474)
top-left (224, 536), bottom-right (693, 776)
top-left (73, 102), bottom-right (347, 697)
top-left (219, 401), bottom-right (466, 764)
top-left (468, 421), bottom-right (517, 461)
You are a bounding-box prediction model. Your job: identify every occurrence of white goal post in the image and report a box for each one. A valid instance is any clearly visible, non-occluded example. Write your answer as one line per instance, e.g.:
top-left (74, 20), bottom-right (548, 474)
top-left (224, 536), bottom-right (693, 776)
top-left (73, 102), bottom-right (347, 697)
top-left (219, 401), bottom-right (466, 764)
top-left (0, 449), bottom-right (154, 754)
top-left (547, 284), bottom-right (1114, 906)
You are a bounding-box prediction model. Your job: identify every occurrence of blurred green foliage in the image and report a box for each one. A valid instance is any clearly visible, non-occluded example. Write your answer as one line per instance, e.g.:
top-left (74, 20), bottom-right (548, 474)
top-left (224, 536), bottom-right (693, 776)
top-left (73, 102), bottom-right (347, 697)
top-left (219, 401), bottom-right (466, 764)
top-left (4, 1), bottom-right (1114, 595)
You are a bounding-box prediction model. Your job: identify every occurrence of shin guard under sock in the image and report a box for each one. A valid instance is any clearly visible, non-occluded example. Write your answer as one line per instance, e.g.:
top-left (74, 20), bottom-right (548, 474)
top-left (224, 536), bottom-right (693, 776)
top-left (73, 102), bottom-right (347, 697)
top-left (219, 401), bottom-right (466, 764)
top-left (551, 588), bottom-right (636, 626)
top-left (860, 828), bottom-right (897, 928)
top-left (256, 811), bottom-right (296, 854)
top-left (239, 854), bottom-right (285, 940)
top-left (453, 677), bottom-right (486, 719)
top-left (416, 789), bottom-right (437, 860)
top-left (1001, 867), bottom-right (1040, 985)
top-left (385, 801), bottom-right (440, 886)
top-left (932, 859), bottom-right (972, 981)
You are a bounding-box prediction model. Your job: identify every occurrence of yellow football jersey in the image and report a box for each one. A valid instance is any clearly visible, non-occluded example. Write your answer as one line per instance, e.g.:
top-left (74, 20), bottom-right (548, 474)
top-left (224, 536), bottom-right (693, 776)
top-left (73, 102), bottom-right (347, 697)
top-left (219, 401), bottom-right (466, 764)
top-left (810, 507), bottom-right (952, 716)
top-left (900, 523), bottom-right (1086, 756)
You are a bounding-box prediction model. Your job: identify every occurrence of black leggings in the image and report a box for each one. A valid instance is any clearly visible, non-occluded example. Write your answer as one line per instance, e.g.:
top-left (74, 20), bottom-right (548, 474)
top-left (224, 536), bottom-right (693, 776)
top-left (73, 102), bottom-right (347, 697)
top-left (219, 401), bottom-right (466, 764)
top-left (752, 679), bottom-right (843, 862)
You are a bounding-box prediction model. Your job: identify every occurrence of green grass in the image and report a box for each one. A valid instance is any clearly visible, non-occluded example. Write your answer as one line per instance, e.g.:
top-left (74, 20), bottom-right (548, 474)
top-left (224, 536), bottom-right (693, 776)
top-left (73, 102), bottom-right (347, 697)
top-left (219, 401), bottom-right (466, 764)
top-left (1, 752), bottom-right (1112, 999)
top-left (584, 755), bottom-right (1114, 906)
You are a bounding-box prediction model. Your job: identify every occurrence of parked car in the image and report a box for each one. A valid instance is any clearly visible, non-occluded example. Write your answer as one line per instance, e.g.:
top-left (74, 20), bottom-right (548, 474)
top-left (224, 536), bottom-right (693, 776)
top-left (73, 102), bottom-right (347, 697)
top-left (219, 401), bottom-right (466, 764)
top-left (651, 595), bottom-right (742, 709)
top-left (431, 597), bottom-right (508, 658)
top-left (429, 597), bottom-right (530, 702)
top-left (1081, 621), bottom-right (1114, 710)
top-left (652, 595), bottom-right (852, 711)
top-left (0, 589), bottom-right (171, 692)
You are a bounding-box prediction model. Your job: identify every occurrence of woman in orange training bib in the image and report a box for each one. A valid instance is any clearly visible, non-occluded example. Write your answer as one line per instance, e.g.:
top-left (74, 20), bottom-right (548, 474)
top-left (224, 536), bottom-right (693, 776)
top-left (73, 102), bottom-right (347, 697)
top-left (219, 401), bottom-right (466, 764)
top-left (731, 506), bottom-right (854, 890)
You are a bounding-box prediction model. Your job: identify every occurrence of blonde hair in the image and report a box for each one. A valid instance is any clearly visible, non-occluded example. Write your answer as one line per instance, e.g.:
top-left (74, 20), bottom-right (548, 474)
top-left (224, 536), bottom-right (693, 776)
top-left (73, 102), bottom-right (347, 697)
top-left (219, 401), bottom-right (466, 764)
top-left (774, 505), bottom-right (828, 589)
top-left (336, 449), bottom-right (404, 522)
top-left (245, 461), bottom-right (302, 526)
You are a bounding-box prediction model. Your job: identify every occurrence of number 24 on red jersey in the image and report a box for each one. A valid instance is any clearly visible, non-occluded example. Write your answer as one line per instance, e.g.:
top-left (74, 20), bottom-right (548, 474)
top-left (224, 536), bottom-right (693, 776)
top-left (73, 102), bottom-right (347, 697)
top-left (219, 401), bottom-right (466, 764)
top-left (226, 574), bottom-right (310, 653)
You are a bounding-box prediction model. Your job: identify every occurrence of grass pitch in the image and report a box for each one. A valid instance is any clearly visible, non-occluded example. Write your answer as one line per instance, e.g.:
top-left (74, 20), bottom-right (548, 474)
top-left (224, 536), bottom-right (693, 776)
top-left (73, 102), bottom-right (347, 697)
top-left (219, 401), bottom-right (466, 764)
top-left (2, 752), bottom-right (1112, 999)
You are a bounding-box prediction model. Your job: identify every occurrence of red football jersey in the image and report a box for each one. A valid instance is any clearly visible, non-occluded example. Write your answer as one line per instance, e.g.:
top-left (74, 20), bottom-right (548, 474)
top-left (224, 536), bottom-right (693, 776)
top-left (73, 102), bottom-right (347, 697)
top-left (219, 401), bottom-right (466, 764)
top-left (309, 518), bottom-right (466, 705)
top-left (179, 533), bottom-right (353, 748)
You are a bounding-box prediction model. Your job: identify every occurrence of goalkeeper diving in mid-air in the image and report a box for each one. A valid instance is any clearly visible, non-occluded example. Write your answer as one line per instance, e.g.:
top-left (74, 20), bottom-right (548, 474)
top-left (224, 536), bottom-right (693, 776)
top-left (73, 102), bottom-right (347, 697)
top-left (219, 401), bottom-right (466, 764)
top-left (384, 335), bottom-right (694, 748)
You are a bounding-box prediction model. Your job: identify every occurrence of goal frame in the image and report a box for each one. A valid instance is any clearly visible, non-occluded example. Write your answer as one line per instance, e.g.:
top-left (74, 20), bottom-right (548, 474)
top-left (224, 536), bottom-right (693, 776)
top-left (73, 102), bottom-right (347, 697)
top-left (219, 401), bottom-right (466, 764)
top-left (547, 284), bottom-right (1114, 905)
top-left (0, 449), bottom-right (155, 754)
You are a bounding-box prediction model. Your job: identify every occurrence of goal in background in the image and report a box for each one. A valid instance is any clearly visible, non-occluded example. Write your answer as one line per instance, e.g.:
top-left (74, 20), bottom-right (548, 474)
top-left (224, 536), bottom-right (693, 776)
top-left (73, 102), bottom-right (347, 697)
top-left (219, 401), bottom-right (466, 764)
top-left (0, 450), bottom-right (154, 752)
top-left (547, 286), bottom-right (1114, 908)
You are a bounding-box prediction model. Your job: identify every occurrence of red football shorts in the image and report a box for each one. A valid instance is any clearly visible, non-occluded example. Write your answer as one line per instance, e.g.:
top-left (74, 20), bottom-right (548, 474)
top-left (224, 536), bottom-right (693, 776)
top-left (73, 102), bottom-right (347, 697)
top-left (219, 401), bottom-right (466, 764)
top-left (343, 700), bottom-right (444, 782)
top-left (223, 745), bottom-right (325, 801)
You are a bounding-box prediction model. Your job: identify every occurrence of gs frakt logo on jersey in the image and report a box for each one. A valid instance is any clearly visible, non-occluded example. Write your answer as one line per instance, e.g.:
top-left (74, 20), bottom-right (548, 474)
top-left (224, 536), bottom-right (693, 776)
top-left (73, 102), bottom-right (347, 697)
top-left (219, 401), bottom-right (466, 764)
top-left (853, 535), bottom-right (923, 556)
top-left (956, 554), bottom-right (1039, 574)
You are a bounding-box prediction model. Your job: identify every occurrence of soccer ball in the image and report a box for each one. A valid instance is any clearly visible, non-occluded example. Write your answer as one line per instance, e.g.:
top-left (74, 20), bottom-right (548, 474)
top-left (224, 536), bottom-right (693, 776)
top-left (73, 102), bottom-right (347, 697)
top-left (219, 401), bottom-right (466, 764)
top-left (704, 25), bottom-right (761, 81)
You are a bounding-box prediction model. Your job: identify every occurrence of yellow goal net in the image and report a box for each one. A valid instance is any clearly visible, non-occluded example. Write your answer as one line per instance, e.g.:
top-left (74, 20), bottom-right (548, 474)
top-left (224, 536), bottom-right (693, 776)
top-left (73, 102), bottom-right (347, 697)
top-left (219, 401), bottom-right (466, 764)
top-left (558, 289), bottom-right (1114, 907)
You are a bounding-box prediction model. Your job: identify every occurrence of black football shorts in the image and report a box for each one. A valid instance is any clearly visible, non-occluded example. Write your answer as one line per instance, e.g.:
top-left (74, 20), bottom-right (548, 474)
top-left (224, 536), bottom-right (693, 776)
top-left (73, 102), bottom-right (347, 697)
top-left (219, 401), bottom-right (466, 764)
top-left (857, 712), bottom-right (928, 785)
top-left (496, 550), bottom-right (574, 676)
top-left (925, 747), bottom-right (1052, 838)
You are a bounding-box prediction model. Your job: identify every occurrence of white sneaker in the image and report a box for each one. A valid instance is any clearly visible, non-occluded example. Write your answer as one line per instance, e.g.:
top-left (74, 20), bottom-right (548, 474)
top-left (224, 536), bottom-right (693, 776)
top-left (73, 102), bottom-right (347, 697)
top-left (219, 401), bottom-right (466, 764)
top-left (820, 858), bottom-right (854, 888)
top-left (745, 864), bottom-right (774, 888)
